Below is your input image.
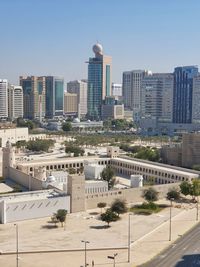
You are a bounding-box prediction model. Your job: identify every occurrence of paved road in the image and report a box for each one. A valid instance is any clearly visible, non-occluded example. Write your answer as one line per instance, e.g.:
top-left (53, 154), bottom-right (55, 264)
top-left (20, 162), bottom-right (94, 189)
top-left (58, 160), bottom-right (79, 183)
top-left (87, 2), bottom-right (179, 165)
top-left (140, 222), bottom-right (200, 267)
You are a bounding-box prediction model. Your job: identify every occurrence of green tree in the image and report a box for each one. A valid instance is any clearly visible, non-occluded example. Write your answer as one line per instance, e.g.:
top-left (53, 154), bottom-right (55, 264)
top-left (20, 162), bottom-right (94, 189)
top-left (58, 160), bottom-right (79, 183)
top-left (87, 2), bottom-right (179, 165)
top-left (110, 199), bottom-right (128, 217)
top-left (143, 187), bottom-right (159, 202)
top-left (65, 145), bottom-right (85, 157)
top-left (16, 118), bottom-right (35, 130)
top-left (16, 140), bottom-right (27, 148)
top-left (191, 179), bottom-right (200, 198)
top-left (166, 188), bottom-right (180, 201)
top-left (62, 122), bottom-right (72, 132)
top-left (192, 165), bottom-right (200, 171)
top-left (97, 202), bottom-right (107, 214)
top-left (26, 139), bottom-right (55, 152)
top-left (68, 168), bottom-right (76, 174)
top-left (180, 181), bottom-right (192, 197)
top-left (100, 209), bottom-right (118, 227)
top-left (101, 166), bottom-right (116, 190)
top-left (54, 209), bottom-right (67, 227)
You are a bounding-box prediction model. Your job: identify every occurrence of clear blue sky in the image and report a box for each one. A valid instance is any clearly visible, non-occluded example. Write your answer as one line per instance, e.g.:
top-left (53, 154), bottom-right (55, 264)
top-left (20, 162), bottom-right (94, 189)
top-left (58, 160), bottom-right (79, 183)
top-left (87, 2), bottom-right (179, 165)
top-left (1, 0), bottom-right (200, 85)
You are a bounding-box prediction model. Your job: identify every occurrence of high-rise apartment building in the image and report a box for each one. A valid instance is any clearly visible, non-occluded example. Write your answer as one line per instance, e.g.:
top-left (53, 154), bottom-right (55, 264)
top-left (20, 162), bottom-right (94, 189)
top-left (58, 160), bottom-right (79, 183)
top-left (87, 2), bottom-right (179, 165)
top-left (122, 70), bottom-right (149, 115)
top-left (192, 75), bottom-right (200, 123)
top-left (112, 83), bottom-right (122, 97)
top-left (20, 76), bottom-right (46, 120)
top-left (141, 73), bottom-right (173, 122)
top-left (173, 66), bottom-right (198, 124)
top-left (8, 85), bottom-right (23, 120)
top-left (67, 80), bottom-right (87, 117)
top-left (0, 79), bottom-right (8, 119)
top-left (64, 92), bottom-right (78, 116)
top-left (87, 43), bottom-right (112, 119)
top-left (45, 76), bottom-right (64, 118)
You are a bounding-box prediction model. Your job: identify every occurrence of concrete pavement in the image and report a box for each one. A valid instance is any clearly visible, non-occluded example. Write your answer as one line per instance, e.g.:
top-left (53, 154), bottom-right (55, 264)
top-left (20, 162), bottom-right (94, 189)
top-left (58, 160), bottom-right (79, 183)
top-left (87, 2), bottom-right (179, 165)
top-left (0, 202), bottom-right (199, 267)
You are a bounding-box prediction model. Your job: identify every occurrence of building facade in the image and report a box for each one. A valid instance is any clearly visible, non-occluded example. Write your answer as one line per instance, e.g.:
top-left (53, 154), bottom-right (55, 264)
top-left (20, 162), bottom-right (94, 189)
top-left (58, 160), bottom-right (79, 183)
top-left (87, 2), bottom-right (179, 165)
top-left (87, 43), bottom-right (112, 120)
top-left (64, 92), bottom-right (78, 116)
top-left (112, 83), bottom-right (122, 97)
top-left (122, 70), bottom-right (149, 115)
top-left (141, 73), bottom-right (173, 122)
top-left (192, 75), bottom-right (200, 123)
top-left (182, 133), bottom-right (200, 168)
top-left (0, 79), bottom-right (8, 119)
top-left (173, 66), bottom-right (198, 124)
top-left (67, 80), bottom-right (87, 117)
top-left (8, 85), bottom-right (23, 120)
top-left (20, 76), bottom-right (46, 120)
top-left (45, 76), bottom-right (64, 118)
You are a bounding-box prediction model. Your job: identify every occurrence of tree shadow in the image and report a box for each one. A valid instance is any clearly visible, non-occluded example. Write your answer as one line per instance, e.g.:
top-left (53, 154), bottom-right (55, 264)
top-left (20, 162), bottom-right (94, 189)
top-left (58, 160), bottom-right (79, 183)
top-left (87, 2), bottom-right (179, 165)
top-left (41, 225), bottom-right (58, 229)
top-left (90, 225), bottom-right (110, 229)
top-left (89, 212), bottom-right (99, 215)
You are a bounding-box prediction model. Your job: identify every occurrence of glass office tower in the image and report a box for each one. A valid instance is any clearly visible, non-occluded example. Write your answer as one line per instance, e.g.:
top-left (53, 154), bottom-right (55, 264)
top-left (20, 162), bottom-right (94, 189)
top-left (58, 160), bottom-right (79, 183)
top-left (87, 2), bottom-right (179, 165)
top-left (46, 76), bottom-right (64, 118)
top-left (173, 66), bottom-right (198, 123)
top-left (87, 43), bottom-right (112, 120)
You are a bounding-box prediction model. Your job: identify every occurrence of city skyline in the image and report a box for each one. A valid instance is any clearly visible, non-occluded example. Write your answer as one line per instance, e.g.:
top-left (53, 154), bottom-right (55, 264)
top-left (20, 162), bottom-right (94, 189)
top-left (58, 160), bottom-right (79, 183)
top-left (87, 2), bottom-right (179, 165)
top-left (1, 0), bottom-right (200, 84)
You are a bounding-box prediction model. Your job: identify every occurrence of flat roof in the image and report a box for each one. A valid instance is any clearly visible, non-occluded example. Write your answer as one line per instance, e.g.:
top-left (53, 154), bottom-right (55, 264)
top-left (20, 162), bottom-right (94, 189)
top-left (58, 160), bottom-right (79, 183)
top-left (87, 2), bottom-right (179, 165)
top-left (112, 158), bottom-right (199, 177)
top-left (17, 156), bottom-right (110, 167)
top-left (0, 189), bottom-right (66, 203)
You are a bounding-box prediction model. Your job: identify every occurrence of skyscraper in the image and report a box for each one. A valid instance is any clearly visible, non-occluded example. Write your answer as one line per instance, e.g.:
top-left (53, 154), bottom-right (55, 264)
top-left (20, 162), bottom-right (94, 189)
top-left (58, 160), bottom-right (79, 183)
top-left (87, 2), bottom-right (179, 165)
top-left (141, 73), bottom-right (173, 122)
top-left (192, 75), bottom-right (200, 123)
top-left (173, 66), bottom-right (198, 123)
top-left (87, 43), bottom-right (112, 120)
top-left (0, 79), bottom-right (8, 119)
top-left (67, 80), bottom-right (87, 117)
top-left (8, 85), bottom-right (23, 120)
top-left (20, 76), bottom-right (46, 120)
top-left (46, 76), bottom-right (64, 118)
top-left (122, 70), bottom-right (149, 115)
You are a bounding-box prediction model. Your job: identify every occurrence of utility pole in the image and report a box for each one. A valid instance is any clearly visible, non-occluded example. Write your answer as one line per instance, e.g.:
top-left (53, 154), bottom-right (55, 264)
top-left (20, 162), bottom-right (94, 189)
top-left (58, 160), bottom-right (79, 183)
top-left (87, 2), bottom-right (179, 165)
top-left (14, 224), bottom-right (19, 267)
top-left (81, 240), bottom-right (90, 267)
top-left (169, 198), bottom-right (174, 241)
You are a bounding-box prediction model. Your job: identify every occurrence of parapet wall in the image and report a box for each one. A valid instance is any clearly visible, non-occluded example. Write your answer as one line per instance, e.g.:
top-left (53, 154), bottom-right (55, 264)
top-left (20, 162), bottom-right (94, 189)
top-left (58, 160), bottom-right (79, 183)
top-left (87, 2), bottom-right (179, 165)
top-left (9, 167), bottom-right (43, 191)
top-left (85, 183), bottom-right (180, 209)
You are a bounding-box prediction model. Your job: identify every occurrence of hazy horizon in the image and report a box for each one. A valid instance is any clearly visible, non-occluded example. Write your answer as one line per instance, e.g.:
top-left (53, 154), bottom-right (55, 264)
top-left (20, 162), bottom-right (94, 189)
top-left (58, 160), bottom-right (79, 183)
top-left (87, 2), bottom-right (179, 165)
top-left (1, 0), bottom-right (200, 85)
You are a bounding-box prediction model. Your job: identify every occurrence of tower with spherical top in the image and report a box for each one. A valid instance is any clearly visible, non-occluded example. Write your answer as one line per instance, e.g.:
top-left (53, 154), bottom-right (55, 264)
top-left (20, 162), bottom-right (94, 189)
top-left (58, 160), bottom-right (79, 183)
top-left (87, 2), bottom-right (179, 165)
top-left (87, 43), bottom-right (112, 120)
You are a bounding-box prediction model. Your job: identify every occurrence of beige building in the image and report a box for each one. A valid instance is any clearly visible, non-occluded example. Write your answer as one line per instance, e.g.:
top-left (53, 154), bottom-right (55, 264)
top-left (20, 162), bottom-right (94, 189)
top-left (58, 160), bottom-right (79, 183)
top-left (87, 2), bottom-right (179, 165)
top-left (20, 76), bottom-right (46, 120)
top-left (67, 80), bottom-right (87, 116)
top-left (161, 133), bottom-right (200, 169)
top-left (182, 133), bottom-right (200, 168)
top-left (0, 126), bottom-right (28, 147)
top-left (64, 92), bottom-right (78, 116)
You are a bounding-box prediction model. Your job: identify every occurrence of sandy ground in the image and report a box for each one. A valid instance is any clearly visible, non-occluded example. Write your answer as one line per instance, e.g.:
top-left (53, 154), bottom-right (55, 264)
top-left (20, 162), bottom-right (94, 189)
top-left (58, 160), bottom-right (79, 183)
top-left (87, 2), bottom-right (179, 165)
top-left (0, 200), bottom-right (198, 266)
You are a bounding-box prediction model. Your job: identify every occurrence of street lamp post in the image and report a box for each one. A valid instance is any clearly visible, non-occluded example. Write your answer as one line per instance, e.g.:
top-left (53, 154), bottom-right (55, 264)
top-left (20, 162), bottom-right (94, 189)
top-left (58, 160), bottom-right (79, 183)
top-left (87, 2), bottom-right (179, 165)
top-left (169, 198), bottom-right (174, 241)
top-left (128, 213), bottom-right (134, 262)
top-left (108, 253), bottom-right (118, 267)
top-left (81, 240), bottom-right (90, 267)
top-left (14, 224), bottom-right (19, 267)
top-left (196, 197), bottom-right (199, 221)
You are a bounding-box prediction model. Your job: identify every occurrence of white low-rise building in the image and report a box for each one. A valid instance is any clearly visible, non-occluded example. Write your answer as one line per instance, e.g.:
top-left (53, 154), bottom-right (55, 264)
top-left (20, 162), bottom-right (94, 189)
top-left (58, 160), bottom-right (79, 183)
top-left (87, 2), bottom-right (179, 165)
top-left (0, 189), bottom-right (70, 224)
top-left (84, 160), bottom-right (105, 179)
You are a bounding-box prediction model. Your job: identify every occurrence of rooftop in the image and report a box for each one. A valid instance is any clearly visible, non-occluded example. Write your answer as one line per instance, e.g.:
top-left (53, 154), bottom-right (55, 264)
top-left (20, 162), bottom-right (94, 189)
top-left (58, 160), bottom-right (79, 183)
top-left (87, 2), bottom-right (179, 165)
top-left (0, 189), bottom-right (66, 203)
top-left (113, 157), bottom-right (199, 177)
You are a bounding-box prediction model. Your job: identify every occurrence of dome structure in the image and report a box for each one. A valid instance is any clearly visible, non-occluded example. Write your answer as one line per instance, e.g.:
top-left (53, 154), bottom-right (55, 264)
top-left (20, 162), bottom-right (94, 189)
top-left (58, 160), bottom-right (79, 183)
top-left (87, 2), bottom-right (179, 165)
top-left (46, 173), bottom-right (56, 183)
top-left (93, 43), bottom-right (103, 56)
top-left (73, 117), bottom-right (80, 123)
